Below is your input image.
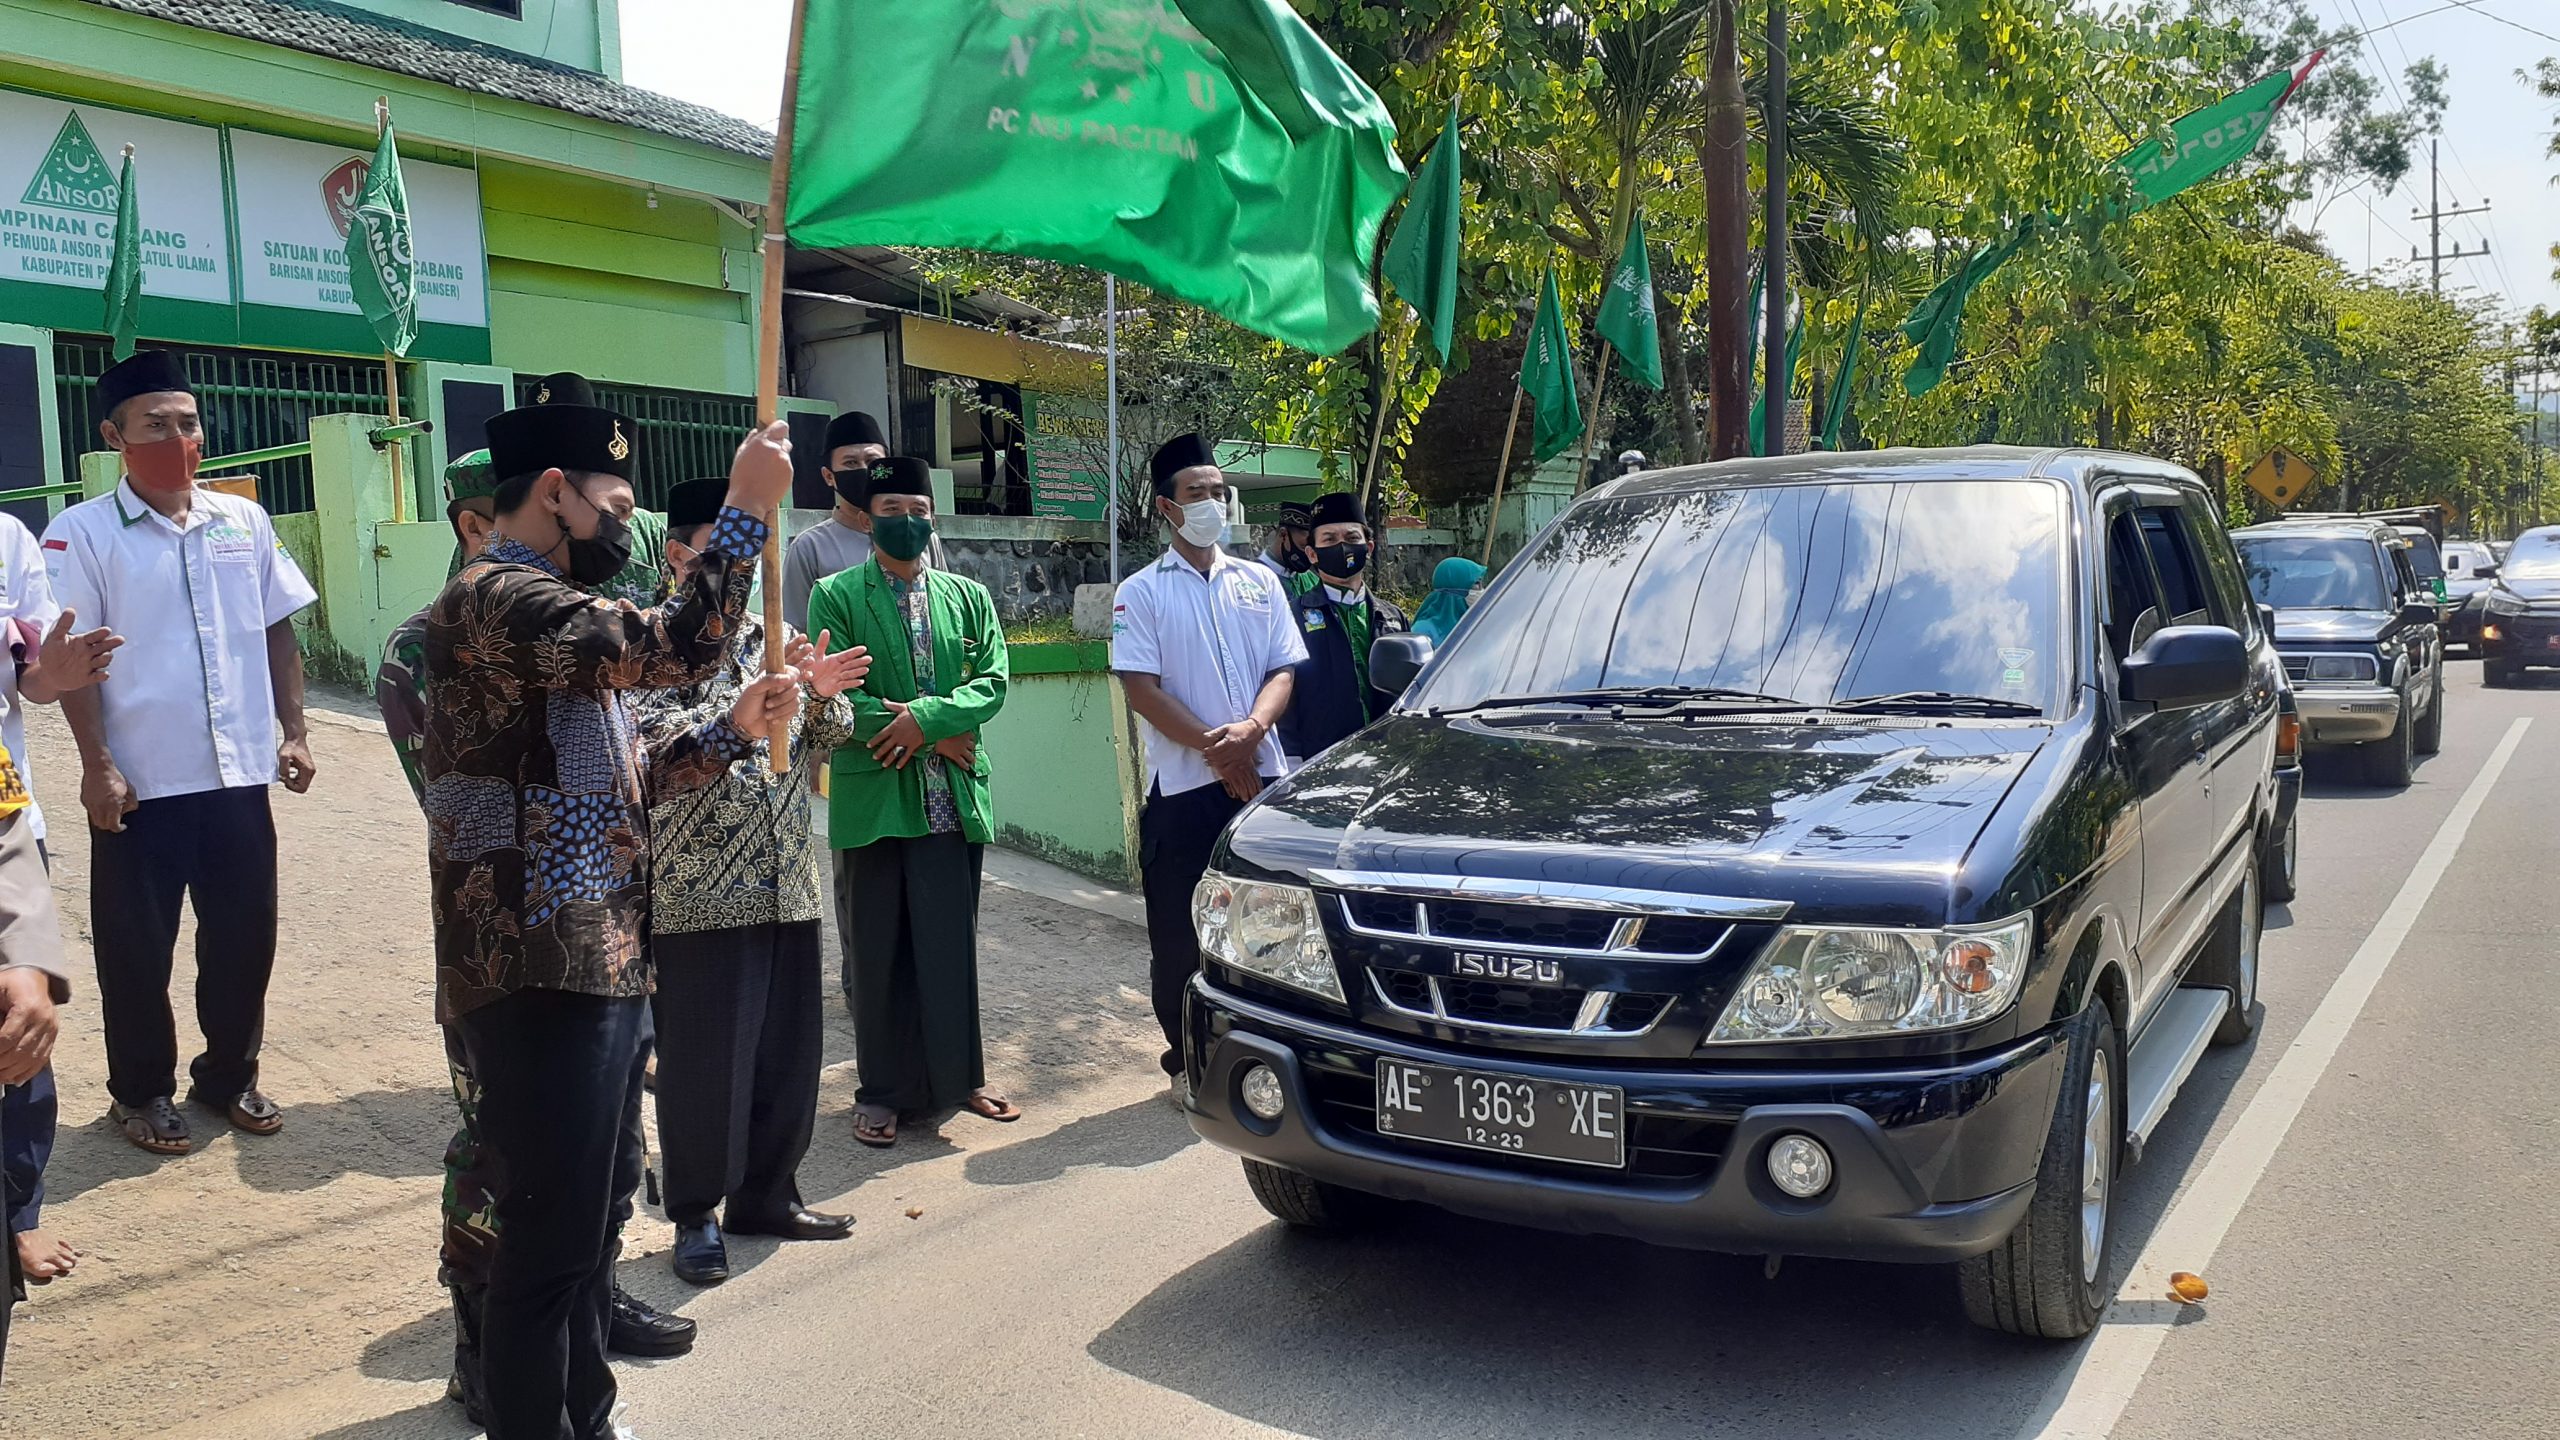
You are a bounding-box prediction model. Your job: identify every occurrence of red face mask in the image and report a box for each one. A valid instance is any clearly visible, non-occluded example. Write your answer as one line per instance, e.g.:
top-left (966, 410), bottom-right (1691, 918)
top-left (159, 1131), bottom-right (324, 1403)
top-left (120, 433), bottom-right (202, 494)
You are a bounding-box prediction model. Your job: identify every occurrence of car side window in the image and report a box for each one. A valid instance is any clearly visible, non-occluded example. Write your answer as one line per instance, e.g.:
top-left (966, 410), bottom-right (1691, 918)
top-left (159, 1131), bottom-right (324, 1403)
top-left (2386, 546), bottom-right (2418, 602)
top-left (2104, 508), bottom-right (2164, 662)
top-left (2136, 505), bottom-right (2211, 624)
top-left (2185, 507), bottom-right (2256, 635)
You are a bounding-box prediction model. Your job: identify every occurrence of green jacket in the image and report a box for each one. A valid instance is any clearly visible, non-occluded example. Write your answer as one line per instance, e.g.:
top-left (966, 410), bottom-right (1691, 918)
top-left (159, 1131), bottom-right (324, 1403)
top-left (807, 561), bottom-right (1008, 850)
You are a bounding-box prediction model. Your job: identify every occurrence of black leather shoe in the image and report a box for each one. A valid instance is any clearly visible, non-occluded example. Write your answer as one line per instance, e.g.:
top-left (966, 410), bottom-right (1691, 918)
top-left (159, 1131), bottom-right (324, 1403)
top-left (608, 1283), bottom-right (699, 1357)
top-left (723, 1204), bottom-right (855, 1242)
top-left (670, 1221), bottom-right (729, 1286)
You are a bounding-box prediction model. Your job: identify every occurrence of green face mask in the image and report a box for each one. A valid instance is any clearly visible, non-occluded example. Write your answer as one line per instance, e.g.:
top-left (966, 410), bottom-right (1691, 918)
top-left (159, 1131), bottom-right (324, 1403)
top-left (873, 513), bottom-right (933, 562)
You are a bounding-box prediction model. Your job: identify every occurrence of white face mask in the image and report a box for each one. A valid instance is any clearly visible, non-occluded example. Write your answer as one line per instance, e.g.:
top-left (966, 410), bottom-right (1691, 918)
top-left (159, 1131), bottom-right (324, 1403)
top-left (1174, 497), bottom-right (1226, 547)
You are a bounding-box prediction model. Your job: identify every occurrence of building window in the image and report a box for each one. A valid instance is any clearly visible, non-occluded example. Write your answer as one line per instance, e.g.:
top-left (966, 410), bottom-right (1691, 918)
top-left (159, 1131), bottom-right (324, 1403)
top-left (513, 375), bottom-right (757, 512)
top-left (447, 0), bottom-right (523, 17)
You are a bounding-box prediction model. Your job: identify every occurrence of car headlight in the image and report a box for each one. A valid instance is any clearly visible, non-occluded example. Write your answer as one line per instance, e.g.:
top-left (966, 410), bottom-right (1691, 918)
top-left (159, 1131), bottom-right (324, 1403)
top-left (1192, 871), bottom-right (1344, 1004)
top-left (1704, 914), bottom-right (2033, 1043)
top-left (2302, 653), bottom-right (2379, 683)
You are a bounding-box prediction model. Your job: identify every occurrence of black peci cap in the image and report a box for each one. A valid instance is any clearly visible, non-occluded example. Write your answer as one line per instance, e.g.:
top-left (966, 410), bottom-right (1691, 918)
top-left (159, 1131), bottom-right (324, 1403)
top-left (96, 350), bottom-right (193, 421)
top-left (664, 476), bottom-right (728, 531)
top-left (1307, 491), bottom-right (1367, 531)
top-left (486, 399), bottom-right (639, 485)
top-left (1149, 433), bottom-right (1218, 491)
top-left (1276, 501), bottom-right (1315, 529)
top-left (826, 410), bottom-right (887, 454)
top-left (862, 456), bottom-right (935, 504)
top-left (527, 372), bottom-right (600, 408)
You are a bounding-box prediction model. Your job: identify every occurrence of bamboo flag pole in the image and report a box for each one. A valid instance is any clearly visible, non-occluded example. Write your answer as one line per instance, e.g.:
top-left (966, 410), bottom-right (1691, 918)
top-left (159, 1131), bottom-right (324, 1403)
top-left (376, 98), bottom-right (406, 524)
top-left (1578, 340), bottom-right (1615, 491)
top-left (752, 0), bottom-right (811, 774)
top-left (1480, 385), bottom-right (1526, 569)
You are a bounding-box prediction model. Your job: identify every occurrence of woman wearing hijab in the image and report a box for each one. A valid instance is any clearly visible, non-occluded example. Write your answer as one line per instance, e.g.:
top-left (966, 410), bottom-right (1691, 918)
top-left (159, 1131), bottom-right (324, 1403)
top-left (1410, 557), bottom-right (1485, 646)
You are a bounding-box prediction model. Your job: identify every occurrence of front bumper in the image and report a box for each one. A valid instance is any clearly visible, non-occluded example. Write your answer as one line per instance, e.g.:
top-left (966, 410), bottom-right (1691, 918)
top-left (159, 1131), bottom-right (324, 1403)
top-left (2479, 609), bottom-right (2560, 666)
top-left (2293, 685), bottom-right (2400, 745)
top-left (1183, 978), bottom-right (2066, 1264)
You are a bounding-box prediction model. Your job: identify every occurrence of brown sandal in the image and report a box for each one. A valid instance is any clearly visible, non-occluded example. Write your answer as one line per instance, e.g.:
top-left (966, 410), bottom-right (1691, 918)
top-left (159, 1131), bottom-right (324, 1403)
top-left (852, 1105), bottom-right (898, 1148)
top-left (960, 1092), bottom-right (1022, 1123)
top-left (110, 1097), bottom-right (191, 1155)
top-left (190, 1086), bottom-right (283, 1136)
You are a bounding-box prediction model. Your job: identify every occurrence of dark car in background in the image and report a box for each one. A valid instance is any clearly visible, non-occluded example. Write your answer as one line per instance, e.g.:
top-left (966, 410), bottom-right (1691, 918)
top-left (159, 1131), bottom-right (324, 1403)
top-left (1182, 448), bottom-right (2279, 1340)
top-left (2474, 525), bottom-right (2560, 686)
top-left (2233, 519), bottom-right (2443, 785)
top-left (2441, 540), bottom-right (2502, 655)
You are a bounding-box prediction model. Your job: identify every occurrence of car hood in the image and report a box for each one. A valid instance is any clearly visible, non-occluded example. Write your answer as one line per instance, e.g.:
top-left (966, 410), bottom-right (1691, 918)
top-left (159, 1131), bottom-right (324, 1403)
top-left (2269, 608), bottom-right (2391, 644)
top-left (2488, 575), bottom-right (2560, 604)
top-left (1223, 712), bottom-right (2050, 927)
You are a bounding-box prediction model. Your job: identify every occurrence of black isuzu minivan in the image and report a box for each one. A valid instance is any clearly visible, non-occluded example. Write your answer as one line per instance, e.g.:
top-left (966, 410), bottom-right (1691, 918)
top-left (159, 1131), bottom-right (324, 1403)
top-left (1179, 447), bottom-right (2281, 1338)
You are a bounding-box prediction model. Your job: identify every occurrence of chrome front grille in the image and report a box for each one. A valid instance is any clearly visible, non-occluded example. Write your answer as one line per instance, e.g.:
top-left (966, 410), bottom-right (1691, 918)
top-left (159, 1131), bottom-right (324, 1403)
top-left (1365, 967), bottom-right (1673, 1036)
top-left (1334, 890), bottom-right (1746, 961)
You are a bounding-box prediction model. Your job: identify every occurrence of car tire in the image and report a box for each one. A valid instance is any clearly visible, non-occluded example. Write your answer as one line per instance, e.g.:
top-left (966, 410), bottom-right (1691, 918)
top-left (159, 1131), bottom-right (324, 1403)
top-left (2259, 806), bottom-right (2298, 905)
top-left (2362, 696), bottom-right (2414, 787)
top-left (2485, 657), bottom-right (2519, 688)
top-left (2414, 669), bottom-right (2443, 756)
top-left (2195, 854), bottom-right (2263, 1044)
top-left (1242, 1159), bottom-right (1376, 1231)
top-left (1958, 1002), bottom-right (2124, 1340)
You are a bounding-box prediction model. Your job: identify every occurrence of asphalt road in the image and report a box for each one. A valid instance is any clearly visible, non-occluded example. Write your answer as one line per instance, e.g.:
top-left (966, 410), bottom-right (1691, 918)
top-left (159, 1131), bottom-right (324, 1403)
top-left (74, 665), bottom-right (2557, 1439)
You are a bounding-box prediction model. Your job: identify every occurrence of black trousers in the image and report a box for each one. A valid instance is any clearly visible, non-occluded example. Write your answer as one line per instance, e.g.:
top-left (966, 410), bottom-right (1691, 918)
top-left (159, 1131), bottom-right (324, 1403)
top-left (1140, 781), bottom-right (1250, 1076)
top-left (838, 835), bottom-right (985, 1112)
top-left (456, 989), bottom-right (649, 1440)
top-left (0, 1082), bottom-right (16, 1385)
top-left (652, 922), bottom-right (822, 1226)
top-left (87, 786), bottom-right (278, 1108)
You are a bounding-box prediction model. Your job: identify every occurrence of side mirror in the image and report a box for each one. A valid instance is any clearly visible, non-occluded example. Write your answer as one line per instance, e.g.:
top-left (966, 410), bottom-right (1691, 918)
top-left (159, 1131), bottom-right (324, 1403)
top-left (2256, 603), bottom-right (2278, 638)
top-left (2121, 625), bottom-right (2248, 710)
top-left (2479, 564), bottom-right (2501, 578)
top-left (2397, 601), bottom-right (2437, 627)
top-left (1370, 632), bottom-right (1435, 698)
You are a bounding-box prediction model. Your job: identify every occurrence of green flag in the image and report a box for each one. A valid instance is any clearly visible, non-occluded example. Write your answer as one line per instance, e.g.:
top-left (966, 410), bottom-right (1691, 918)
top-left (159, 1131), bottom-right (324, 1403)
top-left (1751, 312), bottom-right (1803, 457)
top-left (1522, 268), bottom-right (1582, 464)
top-left (1821, 304), bottom-right (1865, 450)
top-left (789, 1), bottom-right (1407, 356)
top-left (102, 146), bottom-right (141, 361)
top-left (2121, 50), bottom-right (2324, 212)
top-left (346, 120), bottom-right (417, 357)
top-left (1900, 219), bottom-right (2035, 397)
top-left (1595, 213), bottom-right (1663, 390)
top-left (1382, 99), bottom-right (1462, 362)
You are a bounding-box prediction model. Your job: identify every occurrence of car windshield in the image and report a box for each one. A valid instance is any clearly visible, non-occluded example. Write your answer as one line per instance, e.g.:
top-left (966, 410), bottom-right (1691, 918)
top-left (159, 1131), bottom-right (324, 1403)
top-left (2397, 531), bottom-right (2444, 580)
top-left (2501, 532), bottom-right (2560, 580)
top-left (1409, 478), bottom-right (2070, 717)
top-left (2237, 535), bottom-right (2389, 610)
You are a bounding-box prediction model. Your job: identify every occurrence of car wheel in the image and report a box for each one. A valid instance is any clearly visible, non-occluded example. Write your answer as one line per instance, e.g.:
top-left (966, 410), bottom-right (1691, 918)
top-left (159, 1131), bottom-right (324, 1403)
top-left (2414, 669), bottom-right (2443, 756)
top-left (2486, 657), bottom-right (2519, 688)
top-left (1958, 1002), bottom-right (2124, 1339)
top-left (1242, 1159), bottom-right (1377, 1231)
top-left (2195, 854), bottom-right (2263, 1044)
top-left (2259, 806), bottom-right (2298, 905)
top-left (2362, 696), bottom-right (2414, 787)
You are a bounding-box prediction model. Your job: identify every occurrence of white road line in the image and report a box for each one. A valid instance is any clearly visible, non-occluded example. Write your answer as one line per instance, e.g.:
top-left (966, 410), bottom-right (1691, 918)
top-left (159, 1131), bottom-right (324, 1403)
top-left (2017, 716), bottom-right (2533, 1440)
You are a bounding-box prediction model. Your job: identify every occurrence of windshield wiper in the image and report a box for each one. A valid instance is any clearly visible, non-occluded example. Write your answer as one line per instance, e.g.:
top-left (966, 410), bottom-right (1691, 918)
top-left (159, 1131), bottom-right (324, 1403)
top-left (1830, 690), bottom-right (2046, 717)
top-left (1438, 685), bottom-right (1817, 718)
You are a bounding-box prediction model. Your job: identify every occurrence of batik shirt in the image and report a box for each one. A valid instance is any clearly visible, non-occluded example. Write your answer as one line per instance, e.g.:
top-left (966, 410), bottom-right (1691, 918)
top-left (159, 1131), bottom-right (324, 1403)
top-left (892, 573), bottom-right (962, 834)
top-left (632, 614), bottom-right (860, 935)
top-left (422, 509), bottom-right (767, 1023)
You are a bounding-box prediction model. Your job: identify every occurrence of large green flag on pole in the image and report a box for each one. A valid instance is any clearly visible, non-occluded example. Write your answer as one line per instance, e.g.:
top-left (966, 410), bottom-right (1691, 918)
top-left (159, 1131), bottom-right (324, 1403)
top-left (1522, 268), bottom-right (1582, 463)
top-left (1595, 213), bottom-right (1663, 390)
top-left (1900, 51), bottom-right (2325, 397)
top-left (347, 116), bottom-right (418, 357)
top-left (1382, 99), bottom-right (1462, 362)
top-left (1822, 303), bottom-right (1865, 449)
top-left (788, 1), bottom-right (1407, 356)
top-left (102, 145), bottom-right (141, 361)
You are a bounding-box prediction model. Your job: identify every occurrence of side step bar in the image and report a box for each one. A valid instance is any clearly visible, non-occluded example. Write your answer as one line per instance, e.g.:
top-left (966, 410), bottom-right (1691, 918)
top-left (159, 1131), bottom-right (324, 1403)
top-left (2122, 987), bottom-right (2229, 1165)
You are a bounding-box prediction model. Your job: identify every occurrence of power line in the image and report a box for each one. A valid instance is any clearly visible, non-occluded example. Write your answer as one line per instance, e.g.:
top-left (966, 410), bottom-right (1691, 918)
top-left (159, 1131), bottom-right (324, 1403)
top-left (2447, 1), bottom-right (2560, 47)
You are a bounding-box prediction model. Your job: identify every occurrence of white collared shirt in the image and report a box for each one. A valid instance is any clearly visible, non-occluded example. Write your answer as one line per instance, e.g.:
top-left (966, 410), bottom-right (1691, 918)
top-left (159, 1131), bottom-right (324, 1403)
top-left (42, 481), bottom-right (318, 803)
top-left (0, 515), bottom-right (60, 838)
top-left (1111, 545), bottom-right (1307, 795)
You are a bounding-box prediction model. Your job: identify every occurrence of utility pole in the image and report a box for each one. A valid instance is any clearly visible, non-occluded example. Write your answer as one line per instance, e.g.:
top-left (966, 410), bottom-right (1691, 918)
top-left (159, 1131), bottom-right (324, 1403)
top-left (2410, 140), bottom-right (2489, 294)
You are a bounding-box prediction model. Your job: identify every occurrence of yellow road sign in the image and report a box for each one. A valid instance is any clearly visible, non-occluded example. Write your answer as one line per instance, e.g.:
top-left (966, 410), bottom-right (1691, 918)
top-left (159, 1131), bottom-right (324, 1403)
top-left (2244, 447), bottom-right (2318, 509)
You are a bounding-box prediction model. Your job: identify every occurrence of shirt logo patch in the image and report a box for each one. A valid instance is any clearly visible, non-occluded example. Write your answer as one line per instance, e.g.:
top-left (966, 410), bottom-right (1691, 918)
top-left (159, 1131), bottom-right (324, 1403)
top-left (1230, 575), bottom-right (1271, 611)
top-left (207, 519), bottom-right (258, 563)
top-left (1302, 611), bottom-right (1327, 632)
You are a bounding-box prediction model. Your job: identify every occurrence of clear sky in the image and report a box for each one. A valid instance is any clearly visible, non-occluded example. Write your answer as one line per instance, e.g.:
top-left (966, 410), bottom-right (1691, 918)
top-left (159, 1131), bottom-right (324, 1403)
top-left (617, 0), bottom-right (2560, 318)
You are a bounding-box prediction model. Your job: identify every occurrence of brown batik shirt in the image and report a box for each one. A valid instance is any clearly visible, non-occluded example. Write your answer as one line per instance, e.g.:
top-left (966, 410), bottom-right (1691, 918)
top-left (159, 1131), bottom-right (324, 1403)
top-left (423, 508), bottom-right (770, 1023)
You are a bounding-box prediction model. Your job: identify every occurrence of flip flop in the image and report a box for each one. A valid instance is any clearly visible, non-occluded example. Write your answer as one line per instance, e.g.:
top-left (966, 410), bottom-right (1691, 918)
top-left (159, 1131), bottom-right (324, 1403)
top-left (959, 1092), bottom-right (1022, 1123)
top-left (110, 1097), bottom-right (190, 1155)
top-left (852, 1105), bottom-right (898, 1149)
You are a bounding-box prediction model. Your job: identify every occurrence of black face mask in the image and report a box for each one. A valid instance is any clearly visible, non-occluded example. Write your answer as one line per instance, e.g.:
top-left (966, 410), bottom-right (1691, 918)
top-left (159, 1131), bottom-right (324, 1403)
top-left (556, 482), bottom-right (635, 587)
top-left (1276, 545), bottom-right (1312, 574)
top-left (1314, 541), bottom-right (1370, 580)
top-left (832, 468), bottom-right (866, 507)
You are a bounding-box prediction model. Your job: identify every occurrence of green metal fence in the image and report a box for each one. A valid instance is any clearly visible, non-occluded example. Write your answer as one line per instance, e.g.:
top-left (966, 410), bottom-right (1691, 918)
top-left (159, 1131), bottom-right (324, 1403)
top-left (54, 337), bottom-right (392, 516)
top-left (512, 376), bottom-right (757, 512)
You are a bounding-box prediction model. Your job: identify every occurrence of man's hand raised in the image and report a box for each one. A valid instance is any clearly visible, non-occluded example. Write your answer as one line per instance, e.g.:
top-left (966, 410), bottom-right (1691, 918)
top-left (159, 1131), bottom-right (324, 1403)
top-left (721, 421), bottom-right (797, 518)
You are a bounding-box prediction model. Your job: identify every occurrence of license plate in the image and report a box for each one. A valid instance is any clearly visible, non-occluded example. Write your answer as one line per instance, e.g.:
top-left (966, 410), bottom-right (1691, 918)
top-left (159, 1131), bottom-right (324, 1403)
top-left (1372, 1060), bottom-right (1626, 1168)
